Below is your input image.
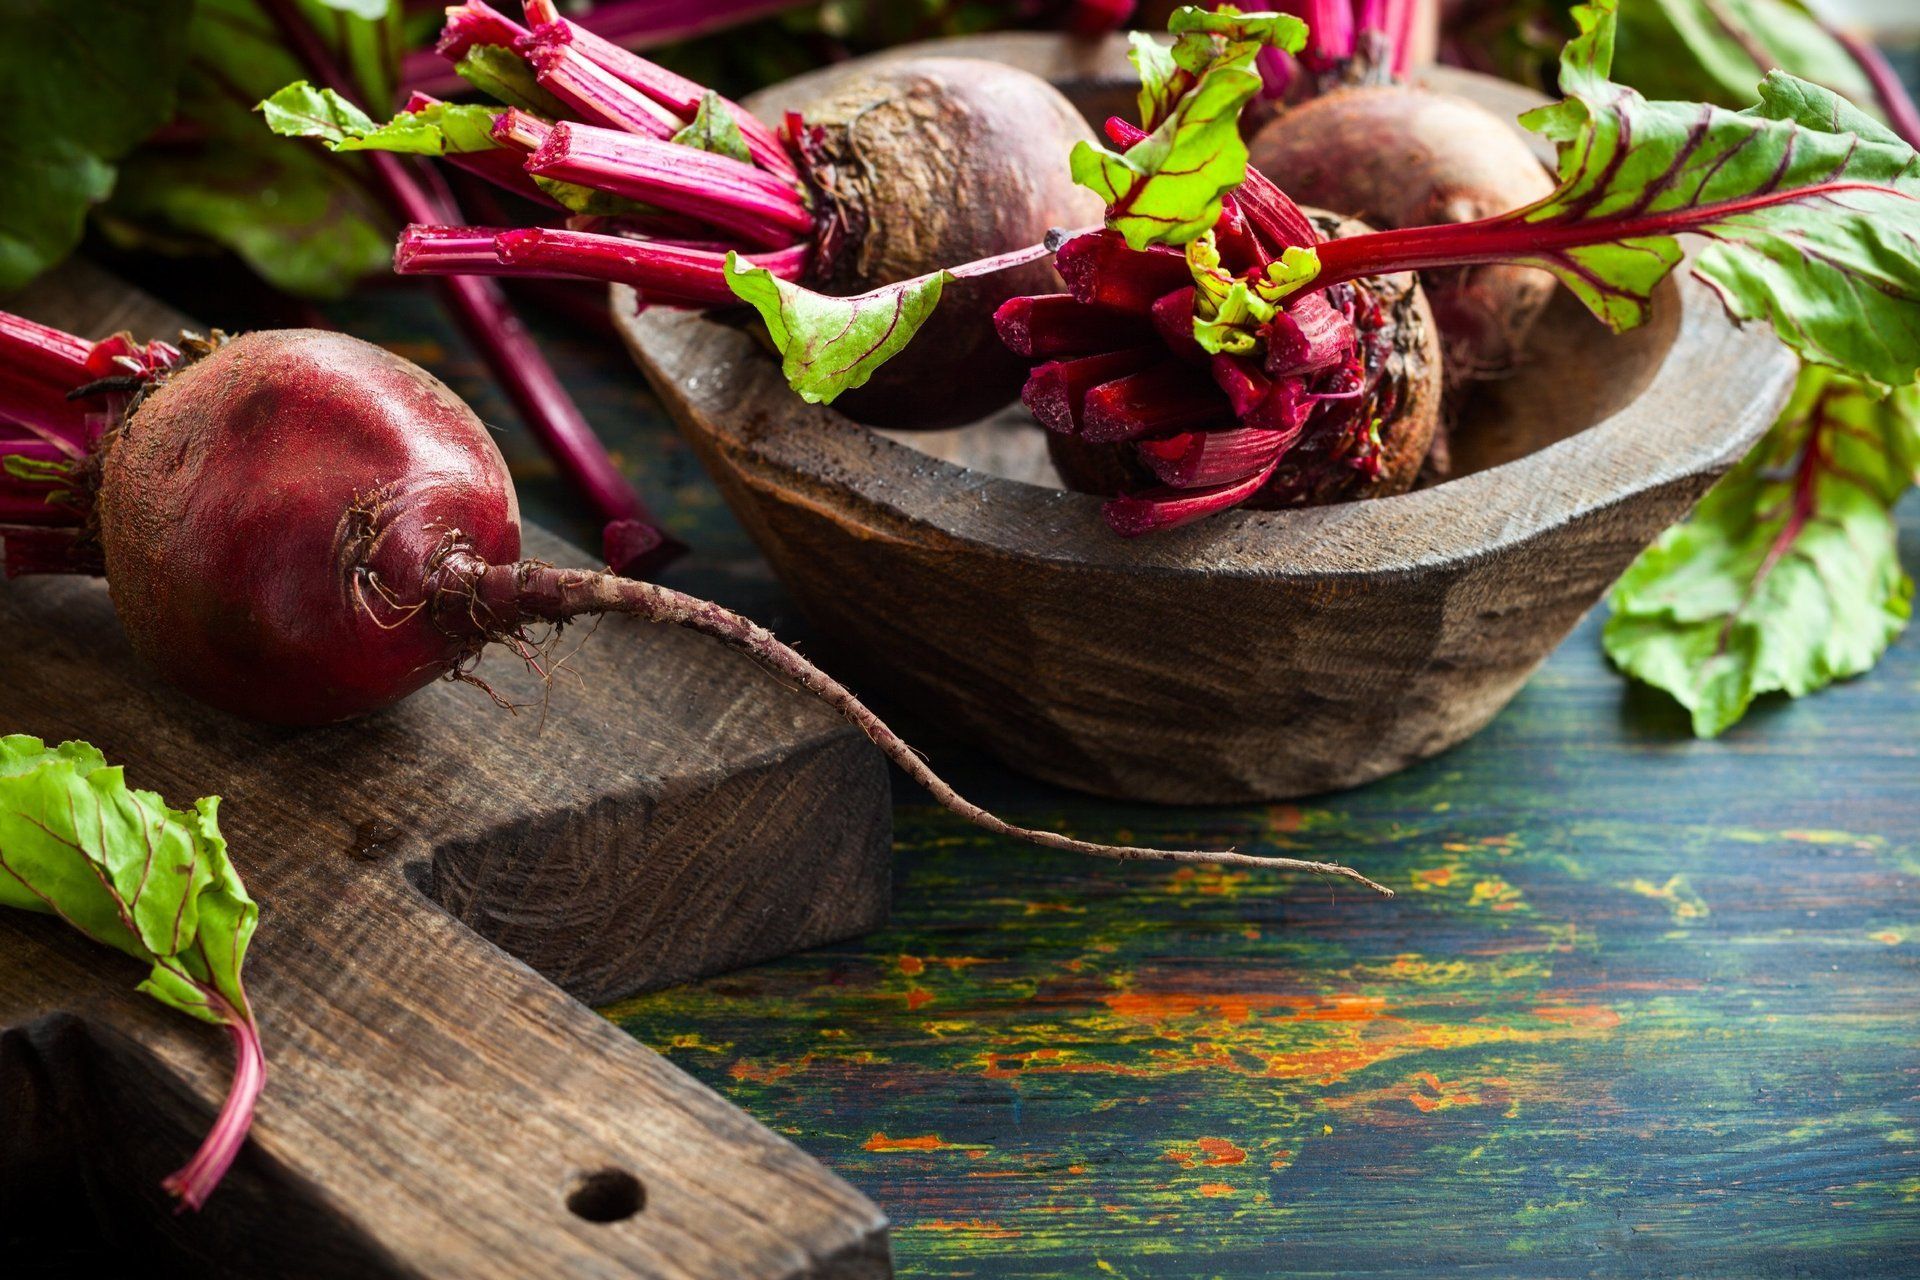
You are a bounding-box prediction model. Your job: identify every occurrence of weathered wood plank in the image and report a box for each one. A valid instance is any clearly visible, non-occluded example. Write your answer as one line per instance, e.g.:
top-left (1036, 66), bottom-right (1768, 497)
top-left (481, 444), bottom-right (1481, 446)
top-left (0, 265), bottom-right (895, 1276)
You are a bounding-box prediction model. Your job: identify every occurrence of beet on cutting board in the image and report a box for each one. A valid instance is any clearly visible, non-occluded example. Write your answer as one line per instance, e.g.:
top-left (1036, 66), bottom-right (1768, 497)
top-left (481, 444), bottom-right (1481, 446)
top-left (0, 264), bottom-right (894, 1278)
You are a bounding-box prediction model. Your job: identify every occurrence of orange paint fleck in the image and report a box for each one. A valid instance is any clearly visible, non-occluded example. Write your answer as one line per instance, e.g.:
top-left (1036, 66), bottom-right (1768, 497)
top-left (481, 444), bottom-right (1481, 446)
top-left (1068, 1164), bottom-right (1088, 1175)
top-left (898, 955), bottom-right (926, 976)
top-left (1414, 866), bottom-right (1455, 886)
top-left (1531, 1003), bottom-right (1621, 1029)
top-left (918, 1219), bottom-right (1022, 1239)
top-left (864, 1133), bottom-right (948, 1152)
top-left (1196, 1137), bottom-right (1248, 1165)
top-left (1196, 1183), bottom-right (1237, 1197)
top-left (1293, 995), bottom-right (1386, 1022)
top-left (1869, 930), bottom-right (1903, 945)
top-left (1269, 1150), bottom-right (1294, 1171)
top-left (1267, 803), bottom-right (1304, 832)
top-left (1164, 1137), bottom-right (1248, 1168)
top-left (1104, 992), bottom-right (1258, 1024)
top-left (727, 1054), bottom-right (812, 1083)
top-left (905, 987), bottom-right (933, 1011)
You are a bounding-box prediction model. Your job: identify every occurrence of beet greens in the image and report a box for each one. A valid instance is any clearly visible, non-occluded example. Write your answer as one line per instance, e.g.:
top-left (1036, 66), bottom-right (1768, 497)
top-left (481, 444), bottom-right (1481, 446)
top-left (0, 736), bottom-right (263, 1212)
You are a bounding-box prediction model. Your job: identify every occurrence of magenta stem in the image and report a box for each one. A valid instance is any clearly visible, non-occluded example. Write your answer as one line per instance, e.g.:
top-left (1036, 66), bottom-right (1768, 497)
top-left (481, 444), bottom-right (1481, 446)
top-left (406, 93), bottom-right (567, 208)
top-left (527, 40), bottom-right (681, 140)
top-left (396, 224), bottom-right (532, 275)
top-left (434, 0), bottom-right (529, 62)
top-left (258, 0), bottom-right (678, 555)
top-left (1307, 182), bottom-right (1910, 289)
top-left (0, 370), bottom-right (92, 455)
top-left (947, 238), bottom-right (1069, 281)
top-left (0, 311), bottom-right (95, 387)
top-left (526, 121), bottom-right (813, 248)
top-left (161, 1011), bottom-right (266, 1212)
top-left (497, 227), bottom-right (808, 304)
top-left (520, 4), bottom-right (798, 181)
top-left (0, 495), bottom-right (73, 524)
top-left (1307, 0), bottom-right (1356, 65)
top-left (1385, 0), bottom-right (1417, 76)
top-left (1823, 22), bottom-right (1920, 149)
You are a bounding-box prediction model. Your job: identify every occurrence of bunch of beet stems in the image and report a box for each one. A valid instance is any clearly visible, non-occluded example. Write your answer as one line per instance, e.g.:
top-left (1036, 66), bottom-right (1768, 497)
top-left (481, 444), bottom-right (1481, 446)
top-left (395, 1), bottom-right (822, 310)
top-left (0, 316), bottom-right (175, 574)
top-left (999, 117), bottom-right (1401, 534)
top-left (1259, 0), bottom-right (1421, 93)
top-left (259, 0), bottom-right (682, 574)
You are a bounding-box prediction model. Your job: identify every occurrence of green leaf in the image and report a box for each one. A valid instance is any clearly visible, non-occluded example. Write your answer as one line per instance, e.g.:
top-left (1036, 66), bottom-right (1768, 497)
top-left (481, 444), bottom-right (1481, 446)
top-left (1166, 4), bottom-right (1309, 64)
top-left (1186, 235), bottom-right (1320, 354)
top-left (258, 81), bottom-right (502, 155)
top-left (0, 0), bottom-right (195, 289)
top-left (671, 92), bottom-right (754, 166)
top-left (456, 44), bottom-right (570, 117)
top-left (1508, 0), bottom-right (1920, 390)
top-left (0, 736), bottom-right (257, 1026)
top-left (1072, 7), bottom-right (1306, 250)
top-left (96, 0), bottom-right (392, 300)
top-left (1071, 66), bottom-right (1265, 251)
top-left (1605, 368), bottom-right (1920, 736)
top-left (1607, 0), bottom-right (1873, 111)
top-left (100, 143), bottom-right (393, 300)
top-left (308, 0), bottom-right (391, 19)
top-left (1129, 32), bottom-right (1185, 132)
top-left (723, 253), bottom-right (952, 404)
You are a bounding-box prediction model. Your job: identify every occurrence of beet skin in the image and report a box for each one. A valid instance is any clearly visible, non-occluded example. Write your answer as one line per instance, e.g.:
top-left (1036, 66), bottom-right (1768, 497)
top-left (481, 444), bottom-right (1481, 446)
top-left (799, 58), bottom-right (1105, 429)
top-left (1249, 87), bottom-right (1556, 381)
top-left (97, 330), bottom-right (521, 725)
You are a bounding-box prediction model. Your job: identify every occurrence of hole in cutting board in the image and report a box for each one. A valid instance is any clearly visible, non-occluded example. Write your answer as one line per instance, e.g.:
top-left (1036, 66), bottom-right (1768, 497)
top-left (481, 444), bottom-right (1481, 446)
top-left (566, 1168), bottom-right (644, 1222)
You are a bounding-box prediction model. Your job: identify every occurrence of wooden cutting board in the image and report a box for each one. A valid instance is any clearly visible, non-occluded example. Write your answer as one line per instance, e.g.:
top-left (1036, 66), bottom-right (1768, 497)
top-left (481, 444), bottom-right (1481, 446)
top-left (0, 266), bottom-right (894, 1277)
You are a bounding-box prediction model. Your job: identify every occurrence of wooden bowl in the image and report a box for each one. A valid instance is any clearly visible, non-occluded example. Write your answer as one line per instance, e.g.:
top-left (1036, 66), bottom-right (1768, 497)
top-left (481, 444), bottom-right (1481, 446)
top-left (617, 36), bottom-right (1798, 804)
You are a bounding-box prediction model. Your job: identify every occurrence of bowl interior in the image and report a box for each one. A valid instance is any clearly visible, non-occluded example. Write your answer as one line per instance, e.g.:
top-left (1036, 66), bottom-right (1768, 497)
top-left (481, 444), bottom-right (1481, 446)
top-left (880, 277), bottom-right (1683, 494)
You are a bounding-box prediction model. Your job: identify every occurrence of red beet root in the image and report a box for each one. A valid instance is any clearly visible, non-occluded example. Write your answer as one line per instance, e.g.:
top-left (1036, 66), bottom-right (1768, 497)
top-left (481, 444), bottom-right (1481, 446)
top-left (3, 315), bottom-right (1389, 893)
top-left (1249, 86), bottom-right (1557, 381)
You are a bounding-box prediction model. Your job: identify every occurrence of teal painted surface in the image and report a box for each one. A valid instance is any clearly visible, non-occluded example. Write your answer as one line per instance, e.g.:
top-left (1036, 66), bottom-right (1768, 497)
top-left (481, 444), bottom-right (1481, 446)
top-left (336, 291), bottom-right (1920, 1278)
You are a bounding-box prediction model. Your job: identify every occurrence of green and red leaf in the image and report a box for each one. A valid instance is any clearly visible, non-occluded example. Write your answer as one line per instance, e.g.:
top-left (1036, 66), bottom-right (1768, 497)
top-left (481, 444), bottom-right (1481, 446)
top-left (723, 254), bottom-right (953, 404)
top-left (1071, 6), bottom-right (1307, 251)
top-left (1605, 368), bottom-right (1920, 735)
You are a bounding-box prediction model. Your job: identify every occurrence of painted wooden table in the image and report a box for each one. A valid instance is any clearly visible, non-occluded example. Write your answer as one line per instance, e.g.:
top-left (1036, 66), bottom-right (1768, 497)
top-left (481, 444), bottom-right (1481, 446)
top-left (331, 288), bottom-right (1919, 1278)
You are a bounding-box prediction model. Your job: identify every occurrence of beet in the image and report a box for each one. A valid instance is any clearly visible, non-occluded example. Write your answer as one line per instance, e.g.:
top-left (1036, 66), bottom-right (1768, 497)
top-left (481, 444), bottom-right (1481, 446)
top-left (1249, 86), bottom-right (1556, 380)
top-left (1, 315), bottom-right (1387, 889)
top-left (792, 58), bottom-right (1105, 429)
top-left (374, 8), bottom-right (1101, 433)
top-left (98, 331), bottom-right (520, 724)
top-left (1016, 211), bottom-right (1444, 534)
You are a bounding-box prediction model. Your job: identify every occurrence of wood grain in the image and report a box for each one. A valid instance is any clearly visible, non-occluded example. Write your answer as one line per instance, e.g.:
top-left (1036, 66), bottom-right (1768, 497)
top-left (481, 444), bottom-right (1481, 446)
top-left (619, 38), bottom-right (1798, 804)
top-left (0, 266), bottom-right (894, 1276)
